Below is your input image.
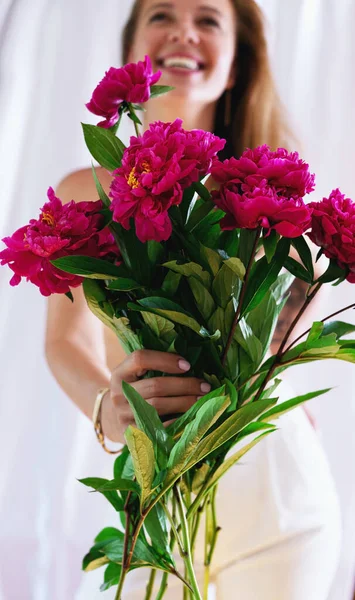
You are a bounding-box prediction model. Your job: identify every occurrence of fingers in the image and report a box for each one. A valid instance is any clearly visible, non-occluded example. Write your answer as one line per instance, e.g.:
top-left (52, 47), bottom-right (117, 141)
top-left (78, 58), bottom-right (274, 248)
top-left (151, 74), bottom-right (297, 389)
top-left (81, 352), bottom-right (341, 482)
top-left (112, 349), bottom-right (192, 384)
top-left (134, 376), bottom-right (210, 401)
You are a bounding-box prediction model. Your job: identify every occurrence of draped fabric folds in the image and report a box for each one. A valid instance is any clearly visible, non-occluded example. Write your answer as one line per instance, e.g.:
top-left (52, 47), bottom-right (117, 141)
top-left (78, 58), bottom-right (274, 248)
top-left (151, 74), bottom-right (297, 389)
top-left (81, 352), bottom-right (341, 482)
top-left (0, 1), bottom-right (354, 598)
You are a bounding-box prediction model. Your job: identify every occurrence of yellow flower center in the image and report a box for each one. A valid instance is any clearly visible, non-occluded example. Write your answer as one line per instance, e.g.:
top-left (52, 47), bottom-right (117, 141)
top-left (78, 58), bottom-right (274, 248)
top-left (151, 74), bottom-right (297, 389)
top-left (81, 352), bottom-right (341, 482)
top-left (41, 212), bottom-right (55, 227)
top-left (127, 167), bottom-right (140, 189)
top-left (141, 161), bottom-right (151, 174)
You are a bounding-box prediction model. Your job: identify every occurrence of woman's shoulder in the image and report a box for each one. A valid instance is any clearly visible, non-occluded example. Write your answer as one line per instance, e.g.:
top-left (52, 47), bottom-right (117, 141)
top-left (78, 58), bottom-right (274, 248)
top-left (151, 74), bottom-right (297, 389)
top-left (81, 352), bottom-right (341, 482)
top-left (56, 167), bottom-right (113, 204)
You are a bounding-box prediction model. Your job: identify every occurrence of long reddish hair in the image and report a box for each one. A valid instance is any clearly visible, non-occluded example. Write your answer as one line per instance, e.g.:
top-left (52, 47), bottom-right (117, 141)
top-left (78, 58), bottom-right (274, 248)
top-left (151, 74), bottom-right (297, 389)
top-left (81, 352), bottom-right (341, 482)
top-left (121, 0), bottom-right (293, 156)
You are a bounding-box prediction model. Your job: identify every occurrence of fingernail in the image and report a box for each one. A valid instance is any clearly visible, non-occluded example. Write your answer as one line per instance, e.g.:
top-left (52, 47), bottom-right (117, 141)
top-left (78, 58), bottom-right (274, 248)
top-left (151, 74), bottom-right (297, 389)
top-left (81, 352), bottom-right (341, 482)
top-left (200, 382), bottom-right (211, 393)
top-left (178, 359), bottom-right (191, 372)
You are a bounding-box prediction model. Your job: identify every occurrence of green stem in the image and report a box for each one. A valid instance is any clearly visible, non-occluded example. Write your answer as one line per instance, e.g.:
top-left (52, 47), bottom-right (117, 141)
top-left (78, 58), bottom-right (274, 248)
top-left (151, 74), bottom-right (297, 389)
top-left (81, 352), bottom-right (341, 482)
top-left (284, 301), bottom-right (355, 353)
top-left (175, 486), bottom-right (203, 600)
top-left (162, 502), bottom-right (185, 557)
top-left (144, 569), bottom-right (157, 600)
top-left (114, 569), bottom-right (128, 600)
top-left (222, 227), bottom-right (261, 366)
top-left (115, 491), bottom-right (133, 599)
top-left (155, 573), bottom-right (169, 600)
top-left (191, 504), bottom-right (204, 557)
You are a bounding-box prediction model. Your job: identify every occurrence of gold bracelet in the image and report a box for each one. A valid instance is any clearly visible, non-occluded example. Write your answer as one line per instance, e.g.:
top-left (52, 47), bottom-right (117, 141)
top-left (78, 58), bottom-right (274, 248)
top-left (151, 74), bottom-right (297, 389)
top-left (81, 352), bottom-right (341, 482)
top-left (92, 387), bottom-right (121, 455)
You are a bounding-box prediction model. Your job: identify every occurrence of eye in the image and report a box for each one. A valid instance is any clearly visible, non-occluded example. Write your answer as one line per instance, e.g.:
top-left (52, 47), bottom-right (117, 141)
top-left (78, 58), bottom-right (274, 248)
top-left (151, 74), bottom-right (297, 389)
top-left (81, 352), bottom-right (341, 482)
top-left (149, 11), bottom-right (170, 23)
top-left (198, 16), bottom-right (220, 28)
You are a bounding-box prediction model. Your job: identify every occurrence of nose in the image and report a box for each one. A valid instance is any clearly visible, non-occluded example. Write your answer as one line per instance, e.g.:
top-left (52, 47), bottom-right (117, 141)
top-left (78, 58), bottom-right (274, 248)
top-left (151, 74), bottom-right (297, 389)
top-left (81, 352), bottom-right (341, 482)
top-left (167, 21), bottom-right (200, 45)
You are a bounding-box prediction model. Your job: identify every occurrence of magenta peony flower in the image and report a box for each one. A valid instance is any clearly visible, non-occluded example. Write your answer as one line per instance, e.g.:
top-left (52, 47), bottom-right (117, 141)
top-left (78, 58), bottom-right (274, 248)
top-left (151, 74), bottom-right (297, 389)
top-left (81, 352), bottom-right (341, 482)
top-left (210, 145), bottom-right (314, 237)
top-left (308, 189), bottom-right (355, 282)
top-left (212, 184), bottom-right (312, 237)
top-left (0, 187), bottom-right (119, 296)
top-left (212, 145), bottom-right (315, 199)
top-left (109, 119), bottom-right (225, 243)
top-left (86, 56), bottom-right (161, 128)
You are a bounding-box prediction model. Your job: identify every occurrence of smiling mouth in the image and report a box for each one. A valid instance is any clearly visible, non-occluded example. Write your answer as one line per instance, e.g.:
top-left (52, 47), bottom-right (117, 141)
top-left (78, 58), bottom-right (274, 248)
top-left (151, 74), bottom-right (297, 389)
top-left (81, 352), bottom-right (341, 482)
top-left (157, 56), bottom-right (204, 72)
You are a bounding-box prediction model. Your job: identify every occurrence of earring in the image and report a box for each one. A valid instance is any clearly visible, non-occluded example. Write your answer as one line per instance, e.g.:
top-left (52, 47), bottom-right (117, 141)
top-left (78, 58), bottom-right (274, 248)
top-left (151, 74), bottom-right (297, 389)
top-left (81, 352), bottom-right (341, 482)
top-left (224, 89), bottom-right (232, 128)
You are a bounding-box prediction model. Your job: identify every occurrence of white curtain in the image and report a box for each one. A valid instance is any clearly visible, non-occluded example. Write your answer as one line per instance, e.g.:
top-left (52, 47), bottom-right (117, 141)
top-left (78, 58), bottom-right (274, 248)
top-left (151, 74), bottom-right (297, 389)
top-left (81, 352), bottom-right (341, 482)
top-left (0, 1), bottom-right (354, 598)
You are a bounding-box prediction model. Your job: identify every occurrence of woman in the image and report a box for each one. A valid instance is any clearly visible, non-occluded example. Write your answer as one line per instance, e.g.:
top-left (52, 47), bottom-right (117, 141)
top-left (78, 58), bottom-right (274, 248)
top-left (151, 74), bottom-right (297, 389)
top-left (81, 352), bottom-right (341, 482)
top-left (46, 0), bottom-right (341, 597)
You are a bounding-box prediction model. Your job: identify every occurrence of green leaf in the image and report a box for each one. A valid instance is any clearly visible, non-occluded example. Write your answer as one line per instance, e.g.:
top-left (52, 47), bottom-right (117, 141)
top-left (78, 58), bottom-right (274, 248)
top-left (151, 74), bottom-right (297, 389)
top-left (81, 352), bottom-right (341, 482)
top-left (318, 259), bottom-right (346, 283)
top-left (234, 318), bottom-right (263, 366)
top-left (291, 236), bottom-right (314, 279)
top-left (163, 261), bottom-right (211, 287)
top-left (112, 317), bottom-right (143, 354)
top-left (212, 264), bottom-right (242, 309)
top-left (284, 256), bottom-right (312, 283)
top-left (82, 123), bottom-right (125, 171)
top-left (83, 548), bottom-right (110, 572)
top-left (166, 385), bottom-right (226, 438)
top-left (96, 478), bottom-right (140, 494)
top-left (78, 478), bottom-right (124, 512)
top-left (91, 163), bottom-right (111, 208)
top-left (165, 395), bottom-right (230, 484)
top-left (192, 463), bottom-right (210, 494)
top-left (322, 320), bottom-right (355, 340)
top-left (65, 291), bottom-right (74, 302)
top-left (188, 277), bottom-right (215, 321)
top-left (51, 255), bottom-right (122, 279)
top-left (242, 238), bottom-right (290, 315)
top-left (223, 257), bottom-right (246, 280)
top-left (183, 398), bottom-right (277, 471)
top-left (95, 527), bottom-right (122, 543)
top-left (133, 299), bottom-right (213, 337)
top-left (106, 277), bottom-right (142, 291)
top-left (121, 381), bottom-right (171, 469)
top-left (142, 312), bottom-right (175, 338)
top-left (237, 229), bottom-right (258, 270)
top-left (147, 240), bottom-right (164, 267)
top-left (258, 388), bottom-right (331, 422)
top-left (191, 209), bottom-right (225, 243)
top-left (306, 322), bottom-right (324, 345)
top-left (125, 426), bottom-right (156, 509)
top-left (101, 531), bottom-right (160, 568)
top-left (187, 199), bottom-right (214, 232)
top-left (111, 221), bottom-right (152, 286)
top-left (162, 271), bottom-right (181, 296)
top-left (100, 563), bottom-right (122, 592)
top-left (144, 504), bottom-right (174, 565)
top-left (263, 230), bottom-right (279, 263)
top-left (192, 180), bottom-right (212, 202)
top-left (128, 110), bottom-right (143, 125)
top-left (150, 84), bottom-right (175, 98)
top-left (82, 279), bottom-right (116, 332)
top-left (201, 245), bottom-right (222, 277)
top-left (113, 446), bottom-right (130, 480)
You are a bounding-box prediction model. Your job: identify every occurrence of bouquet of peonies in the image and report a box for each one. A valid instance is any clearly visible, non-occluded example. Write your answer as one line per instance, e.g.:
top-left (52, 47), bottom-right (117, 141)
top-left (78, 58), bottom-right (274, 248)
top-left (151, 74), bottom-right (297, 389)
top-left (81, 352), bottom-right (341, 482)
top-left (2, 56), bottom-right (355, 599)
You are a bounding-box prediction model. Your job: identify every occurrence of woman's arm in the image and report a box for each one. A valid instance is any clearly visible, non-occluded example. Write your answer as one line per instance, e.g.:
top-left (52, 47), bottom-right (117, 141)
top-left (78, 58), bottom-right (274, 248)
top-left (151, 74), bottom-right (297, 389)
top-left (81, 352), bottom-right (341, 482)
top-left (45, 169), bottom-right (124, 420)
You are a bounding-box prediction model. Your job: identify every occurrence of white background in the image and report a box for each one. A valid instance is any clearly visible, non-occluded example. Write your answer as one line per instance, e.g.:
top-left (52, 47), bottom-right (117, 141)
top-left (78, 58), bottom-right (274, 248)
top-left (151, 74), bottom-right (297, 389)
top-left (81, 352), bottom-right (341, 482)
top-left (0, 1), bottom-right (354, 598)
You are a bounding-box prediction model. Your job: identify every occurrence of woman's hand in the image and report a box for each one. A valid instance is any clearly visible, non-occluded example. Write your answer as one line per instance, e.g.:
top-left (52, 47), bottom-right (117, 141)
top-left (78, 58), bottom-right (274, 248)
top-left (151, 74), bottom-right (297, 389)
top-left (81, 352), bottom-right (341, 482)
top-left (101, 349), bottom-right (211, 444)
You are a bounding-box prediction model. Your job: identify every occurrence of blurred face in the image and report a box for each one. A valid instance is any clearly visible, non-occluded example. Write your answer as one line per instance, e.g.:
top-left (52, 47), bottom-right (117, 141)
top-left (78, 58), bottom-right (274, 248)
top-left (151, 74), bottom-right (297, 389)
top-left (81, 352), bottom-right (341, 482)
top-left (129, 0), bottom-right (237, 104)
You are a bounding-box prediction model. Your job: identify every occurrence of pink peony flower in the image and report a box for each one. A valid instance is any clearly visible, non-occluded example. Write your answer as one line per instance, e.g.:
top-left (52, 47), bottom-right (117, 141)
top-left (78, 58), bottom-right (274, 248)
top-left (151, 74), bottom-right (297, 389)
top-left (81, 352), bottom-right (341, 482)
top-left (212, 184), bottom-right (312, 237)
top-left (110, 119), bottom-right (225, 243)
top-left (0, 187), bottom-right (119, 296)
top-left (86, 56), bottom-right (161, 128)
top-left (308, 189), bottom-right (355, 282)
top-left (212, 145), bottom-right (315, 199)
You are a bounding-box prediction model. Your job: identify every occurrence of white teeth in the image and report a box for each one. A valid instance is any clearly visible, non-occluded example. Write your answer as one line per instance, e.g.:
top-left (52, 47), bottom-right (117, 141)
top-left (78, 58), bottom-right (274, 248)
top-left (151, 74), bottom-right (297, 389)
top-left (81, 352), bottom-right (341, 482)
top-left (163, 56), bottom-right (200, 71)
